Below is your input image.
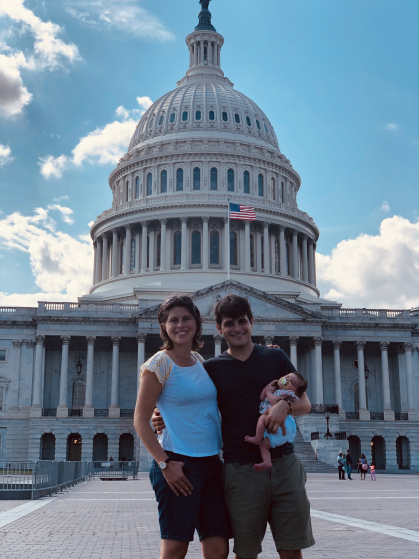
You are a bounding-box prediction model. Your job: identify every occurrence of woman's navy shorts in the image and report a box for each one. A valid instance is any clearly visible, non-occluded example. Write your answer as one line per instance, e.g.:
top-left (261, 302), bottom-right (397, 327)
top-left (150, 451), bottom-right (232, 543)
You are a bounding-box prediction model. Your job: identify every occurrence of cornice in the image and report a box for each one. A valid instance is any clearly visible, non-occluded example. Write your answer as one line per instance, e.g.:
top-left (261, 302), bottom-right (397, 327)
top-left (0, 321), bottom-right (36, 328)
top-left (34, 317), bottom-right (136, 325)
top-left (322, 322), bottom-right (414, 331)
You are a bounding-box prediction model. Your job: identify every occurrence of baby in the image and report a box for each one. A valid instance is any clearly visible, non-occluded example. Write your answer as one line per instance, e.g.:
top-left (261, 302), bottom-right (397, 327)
top-left (245, 372), bottom-right (308, 471)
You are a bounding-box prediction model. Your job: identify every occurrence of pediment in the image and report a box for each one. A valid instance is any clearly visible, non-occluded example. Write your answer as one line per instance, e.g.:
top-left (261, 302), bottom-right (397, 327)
top-left (136, 280), bottom-right (323, 322)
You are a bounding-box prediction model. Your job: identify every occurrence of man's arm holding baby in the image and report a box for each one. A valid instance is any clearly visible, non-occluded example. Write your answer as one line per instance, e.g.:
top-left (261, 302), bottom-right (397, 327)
top-left (265, 392), bottom-right (311, 435)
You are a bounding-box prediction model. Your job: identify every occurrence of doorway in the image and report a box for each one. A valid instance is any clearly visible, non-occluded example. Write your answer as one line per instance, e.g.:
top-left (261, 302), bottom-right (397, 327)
top-left (371, 436), bottom-right (386, 469)
top-left (67, 433), bottom-right (82, 461)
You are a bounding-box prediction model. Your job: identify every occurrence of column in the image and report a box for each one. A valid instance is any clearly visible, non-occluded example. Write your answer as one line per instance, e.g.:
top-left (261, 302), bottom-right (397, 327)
top-left (214, 335), bottom-right (223, 357)
top-left (224, 217), bottom-right (229, 271)
top-left (356, 341), bottom-right (370, 420)
top-left (263, 222), bottom-right (269, 275)
top-left (111, 229), bottom-right (118, 278)
top-left (302, 235), bottom-right (308, 282)
top-left (109, 337), bottom-right (121, 418)
top-left (279, 226), bottom-right (286, 276)
top-left (149, 226), bottom-right (155, 272)
top-left (292, 231), bottom-right (298, 278)
top-left (264, 336), bottom-right (274, 346)
top-left (309, 340), bottom-right (316, 400)
top-left (244, 221), bottom-right (251, 272)
top-left (96, 237), bottom-right (103, 283)
top-left (93, 242), bottom-right (97, 284)
top-left (305, 350), bottom-right (312, 401)
top-left (102, 235), bottom-right (109, 280)
top-left (404, 342), bottom-right (418, 420)
top-left (379, 342), bottom-right (394, 420)
top-left (134, 230), bottom-right (141, 274)
top-left (125, 226), bottom-right (132, 275)
top-left (333, 341), bottom-right (344, 413)
top-left (270, 233), bottom-right (275, 275)
top-left (41, 340), bottom-right (46, 408)
top-left (137, 334), bottom-right (147, 395)
top-left (83, 336), bottom-right (95, 418)
top-left (181, 217), bottom-right (188, 270)
top-left (160, 219), bottom-right (167, 271)
top-left (308, 240), bottom-right (315, 285)
top-left (57, 335), bottom-right (71, 418)
top-left (397, 345), bottom-right (408, 411)
top-left (289, 337), bottom-right (298, 369)
top-left (314, 337), bottom-right (323, 404)
top-left (202, 217), bottom-right (209, 270)
top-left (141, 221), bottom-right (148, 273)
top-left (9, 340), bottom-right (23, 410)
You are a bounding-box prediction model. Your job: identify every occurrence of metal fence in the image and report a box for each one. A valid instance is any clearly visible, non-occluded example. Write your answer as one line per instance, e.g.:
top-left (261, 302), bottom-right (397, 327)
top-left (92, 461), bottom-right (138, 479)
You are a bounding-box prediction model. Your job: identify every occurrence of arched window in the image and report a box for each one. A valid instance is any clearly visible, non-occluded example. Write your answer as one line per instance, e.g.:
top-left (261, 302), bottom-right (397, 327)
top-left (222, 111), bottom-right (228, 122)
top-left (210, 231), bottom-right (220, 265)
top-left (173, 231), bottom-right (181, 266)
top-left (147, 173), bottom-right (152, 196)
top-left (161, 170), bottom-right (167, 193)
top-left (246, 116), bottom-right (252, 127)
top-left (195, 110), bottom-right (202, 121)
top-left (264, 123), bottom-right (268, 134)
top-left (135, 176), bottom-right (140, 199)
top-left (191, 230), bottom-right (201, 265)
top-left (230, 232), bottom-right (238, 266)
top-left (209, 110), bottom-right (215, 121)
top-left (182, 111), bottom-right (188, 121)
top-left (234, 114), bottom-right (240, 123)
top-left (281, 181), bottom-right (285, 202)
top-left (40, 433), bottom-right (55, 460)
top-left (176, 168), bottom-right (183, 191)
top-left (275, 238), bottom-right (280, 273)
top-left (72, 378), bottom-right (86, 409)
top-left (227, 169), bottom-right (234, 192)
top-left (130, 238), bottom-right (135, 272)
top-left (250, 234), bottom-right (255, 268)
top-left (120, 241), bottom-right (125, 274)
top-left (271, 177), bottom-right (276, 200)
top-left (244, 171), bottom-right (250, 194)
top-left (193, 167), bottom-right (201, 190)
top-left (158, 115), bottom-right (164, 126)
top-left (149, 119), bottom-right (154, 129)
top-left (258, 174), bottom-right (264, 197)
top-left (256, 119), bottom-right (261, 130)
top-left (125, 180), bottom-right (129, 202)
top-left (170, 112), bottom-right (176, 123)
top-left (210, 167), bottom-right (218, 190)
top-left (147, 235), bottom-right (150, 268)
top-left (156, 233), bottom-right (161, 268)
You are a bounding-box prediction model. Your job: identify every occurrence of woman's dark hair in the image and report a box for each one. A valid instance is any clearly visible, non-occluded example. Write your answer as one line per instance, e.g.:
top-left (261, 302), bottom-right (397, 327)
top-left (158, 296), bottom-right (203, 351)
top-left (214, 294), bottom-right (253, 326)
top-left (292, 372), bottom-right (308, 397)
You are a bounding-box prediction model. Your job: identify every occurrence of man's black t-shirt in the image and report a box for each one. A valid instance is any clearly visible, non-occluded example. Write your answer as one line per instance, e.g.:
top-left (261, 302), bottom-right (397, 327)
top-left (346, 454), bottom-right (352, 465)
top-left (204, 344), bottom-right (296, 464)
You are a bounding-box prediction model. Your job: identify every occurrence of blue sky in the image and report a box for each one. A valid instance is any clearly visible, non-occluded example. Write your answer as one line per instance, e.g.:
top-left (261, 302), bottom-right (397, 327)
top-left (0, 0), bottom-right (418, 308)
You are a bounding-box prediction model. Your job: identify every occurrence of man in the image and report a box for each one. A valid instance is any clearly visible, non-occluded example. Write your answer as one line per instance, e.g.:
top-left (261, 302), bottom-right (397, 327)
top-left (154, 294), bottom-right (314, 559)
top-left (337, 452), bottom-right (346, 480)
top-left (345, 449), bottom-right (353, 480)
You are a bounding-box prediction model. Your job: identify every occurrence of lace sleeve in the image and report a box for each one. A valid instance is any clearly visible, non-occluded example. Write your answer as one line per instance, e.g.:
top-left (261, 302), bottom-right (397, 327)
top-left (140, 351), bottom-right (173, 387)
top-left (192, 352), bottom-right (205, 364)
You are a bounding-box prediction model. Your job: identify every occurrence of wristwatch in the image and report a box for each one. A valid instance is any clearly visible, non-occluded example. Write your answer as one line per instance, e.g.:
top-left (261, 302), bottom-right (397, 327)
top-left (158, 458), bottom-right (171, 470)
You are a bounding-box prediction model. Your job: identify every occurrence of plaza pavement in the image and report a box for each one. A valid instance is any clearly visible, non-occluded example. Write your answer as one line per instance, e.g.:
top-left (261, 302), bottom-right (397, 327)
top-left (0, 472), bottom-right (418, 558)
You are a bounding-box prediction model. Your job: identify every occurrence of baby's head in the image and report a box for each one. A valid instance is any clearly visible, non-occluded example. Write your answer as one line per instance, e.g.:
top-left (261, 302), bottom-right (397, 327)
top-left (278, 372), bottom-right (308, 397)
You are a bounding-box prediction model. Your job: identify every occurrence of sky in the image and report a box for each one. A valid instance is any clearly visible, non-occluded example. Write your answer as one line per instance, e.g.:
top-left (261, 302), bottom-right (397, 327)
top-left (0, 0), bottom-right (418, 309)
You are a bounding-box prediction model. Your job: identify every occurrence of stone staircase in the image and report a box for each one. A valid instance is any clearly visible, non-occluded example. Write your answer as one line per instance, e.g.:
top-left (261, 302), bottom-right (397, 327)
top-left (293, 429), bottom-right (336, 473)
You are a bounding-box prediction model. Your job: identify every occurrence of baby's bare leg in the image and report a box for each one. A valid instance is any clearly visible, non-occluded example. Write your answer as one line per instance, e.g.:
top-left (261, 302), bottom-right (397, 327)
top-left (254, 437), bottom-right (272, 471)
top-left (245, 413), bottom-right (268, 445)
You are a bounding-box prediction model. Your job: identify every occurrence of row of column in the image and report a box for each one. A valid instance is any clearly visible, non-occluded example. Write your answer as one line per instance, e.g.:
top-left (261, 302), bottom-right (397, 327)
top-left (189, 39), bottom-right (221, 68)
top-left (93, 219), bottom-right (316, 286)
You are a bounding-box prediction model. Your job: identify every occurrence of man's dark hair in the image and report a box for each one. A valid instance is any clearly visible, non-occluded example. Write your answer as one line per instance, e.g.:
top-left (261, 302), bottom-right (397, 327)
top-left (347, 450), bottom-right (351, 453)
top-left (214, 294), bottom-right (253, 326)
top-left (292, 372), bottom-right (308, 397)
top-left (158, 296), bottom-right (203, 351)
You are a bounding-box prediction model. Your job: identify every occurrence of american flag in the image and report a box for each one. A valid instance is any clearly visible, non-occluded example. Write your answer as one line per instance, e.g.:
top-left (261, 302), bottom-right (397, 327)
top-left (229, 203), bottom-right (256, 221)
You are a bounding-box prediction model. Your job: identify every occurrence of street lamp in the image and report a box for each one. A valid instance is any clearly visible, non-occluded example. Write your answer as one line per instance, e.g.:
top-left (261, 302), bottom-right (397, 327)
top-left (323, 413), bottom-right (333, 439)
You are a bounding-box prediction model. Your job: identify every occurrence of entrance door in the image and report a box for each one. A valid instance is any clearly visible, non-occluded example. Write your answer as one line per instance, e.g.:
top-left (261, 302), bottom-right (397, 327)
top-left (119, 433), bottom-right (134, 461)
top-left (371, 436), bottom-right (386, 469)
top-left (67, 433), bottom-right (82, 461)
top-left (93, 434), bottom-right (108, 461)
top-left (396, 436), bottom-right (410, 470)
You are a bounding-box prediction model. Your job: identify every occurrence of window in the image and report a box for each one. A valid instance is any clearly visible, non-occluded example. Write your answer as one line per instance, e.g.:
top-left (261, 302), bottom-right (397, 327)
top-left (193, 167), bottom-right (201, 190)
top-left (275, 238), bottom-right (280, 273)
top-left (156, 233), bottom-right (161, 268)
top-left (264, 123), bottom-right (268, 134)
top-left (209, 110), bottom-right (215, 121)
top-left (271, 177), bottom-right (276, 200)
top-left (210, 231), bottom-right (220, 265)
top-left (0, 350), bottom-right (6, 363)
top-left (256, 119), bottom-right (261, 130)
top-left (147, 173), bottom-right (152, 196)
top-left (147, 235), bottom-right (150, 268)
top-left (72, 378), bottom-right (86, 409)
top-left (204, 46), bottom-right (207, 63)
top-left (191, 230), bottom-right (201, 265)
top-left (210, 167), bottom-right (218, 190)
top-left (234, 114), bottom-right (240, 124)
top-left (281, 181), bottom-right (285, 202)
top-left (170, 112), bottom-right (176, 123)
top-left (149, 119), bottom-right (154, 129)
top-left (161, 170), bottom-right (167, 193)
top-left (135, 177), bottom-right (140, 199)
top-left (0, 386), bottom-right (4, 411)
top-left (222, 111), bottom-right (228, 122)
top-left (158, 115), bottom-right (164, 126)
top-left (246, 116), bottom-right (251, 127)
top-left (230, 232), bottom-right (238, 266)
top-left (250, 235), bottom-right (255, 268)
top-left (243, 171), bottom-right (250, 194)
top-left (130, 238), bottom-right (135, 272)
top-left (173, 231), bottom-right (181, 266)
top-left (227, 169), bottom-right (234, 192)
top-left (176, 168), bottom-right (184, 191)
top-left (126, 180), bottom-right (129, 201)
top-left (196, 110), bottom-right (202, 121)
top-left (182, 111), bottom-right (188, 121)
top-left (120, 241), bottom-right (125, 274)
top-left (258, 174), bottom-right (264, 197)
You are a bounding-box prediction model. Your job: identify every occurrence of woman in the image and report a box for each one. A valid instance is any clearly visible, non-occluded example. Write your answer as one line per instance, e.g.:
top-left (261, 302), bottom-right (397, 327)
top-left (360, 453), bottom-right (368, 480)
top-left (134, 296), bottom-right (231, 559)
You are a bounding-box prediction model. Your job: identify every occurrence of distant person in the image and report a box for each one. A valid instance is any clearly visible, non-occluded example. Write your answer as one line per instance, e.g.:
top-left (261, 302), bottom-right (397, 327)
top-left (337, 452), bottom-right (346, 480)
top-left (357, 457), bottom-right (362, 474)
top-left (370, 463), bottom-right (376, 481)
top-left (345, 450), bottom-right (353, 480)
top-left (360, 454), bottom-right (368, 480)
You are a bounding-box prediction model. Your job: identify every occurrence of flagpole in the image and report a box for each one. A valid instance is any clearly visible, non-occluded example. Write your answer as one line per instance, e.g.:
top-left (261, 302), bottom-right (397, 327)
top-left (227, 198), bottom-right (230, 280)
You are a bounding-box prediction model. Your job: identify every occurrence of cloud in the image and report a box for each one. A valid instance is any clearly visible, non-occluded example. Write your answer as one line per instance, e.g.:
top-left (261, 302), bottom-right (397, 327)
top-left (0, 0), bottom-right (80, 117)
top-left (47, 204), bottom-right (75, 224)
top-left (0, 206), bottom-right (92, 306)
top-left (381, 123), bottom-right (401, 133)
top-left (316, 216), bottom-right (419, 309)
top-left (39, 97), bottom-right (152, 178)
top-left (64, 0), bottom-right (174, 42)
top-left (380, 200), bottom-right (390, 212)
top-left (52, 195), bottom-right (69, 202)
top-left (0, 143), bottom-right (14, 166)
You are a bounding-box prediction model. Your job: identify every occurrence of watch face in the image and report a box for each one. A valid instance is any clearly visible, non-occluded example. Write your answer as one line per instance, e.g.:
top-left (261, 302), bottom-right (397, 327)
top-left (159, 461), bottom-right (167, 470)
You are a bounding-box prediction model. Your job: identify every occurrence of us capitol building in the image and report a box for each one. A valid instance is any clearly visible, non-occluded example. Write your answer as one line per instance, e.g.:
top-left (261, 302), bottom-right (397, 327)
top-left (0, 1), bottom-right (418, 472)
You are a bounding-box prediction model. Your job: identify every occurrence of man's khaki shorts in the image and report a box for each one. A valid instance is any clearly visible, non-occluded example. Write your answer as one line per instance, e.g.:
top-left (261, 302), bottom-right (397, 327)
top-left (222, 453), bottom-right (315, 557)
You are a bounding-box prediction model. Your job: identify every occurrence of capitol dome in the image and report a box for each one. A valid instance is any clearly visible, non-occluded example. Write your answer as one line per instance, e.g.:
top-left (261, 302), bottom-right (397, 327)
top-left (87, 0), bottom-right (320, 305)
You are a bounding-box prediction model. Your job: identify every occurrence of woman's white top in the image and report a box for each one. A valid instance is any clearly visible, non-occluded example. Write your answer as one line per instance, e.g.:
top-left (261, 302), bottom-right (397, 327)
top-left (140, 350), bottom-right (222, 457)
